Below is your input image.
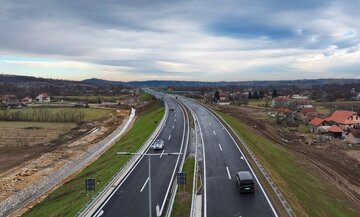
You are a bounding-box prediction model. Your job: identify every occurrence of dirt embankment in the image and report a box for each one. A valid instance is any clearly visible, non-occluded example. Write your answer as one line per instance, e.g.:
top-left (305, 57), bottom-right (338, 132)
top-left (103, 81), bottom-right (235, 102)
top-left (0, 109), bottom-right (129, 203)
top-left (214, 105), bottom-right (360, 209)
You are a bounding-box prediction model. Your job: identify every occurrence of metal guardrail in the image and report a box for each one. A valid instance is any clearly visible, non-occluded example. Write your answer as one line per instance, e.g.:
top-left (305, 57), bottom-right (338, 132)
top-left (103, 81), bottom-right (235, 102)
top-left (203, 103), bottom-right (295, 217)
top-left (76, 102), bottom-right (169, 217)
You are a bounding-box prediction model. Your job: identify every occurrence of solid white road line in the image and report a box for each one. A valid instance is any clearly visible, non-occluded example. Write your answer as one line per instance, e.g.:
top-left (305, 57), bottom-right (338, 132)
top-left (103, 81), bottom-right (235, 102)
top-left (172, 125), bottom-right (175, 129)
top-left (160, 150), bottom-right (165, 158)
top-left (226, 166), bottom-right (231, 180)
top-left (96, 210), bottom-right (104, 217)
top-left (140, 177), bottom-right (149, 192)
top-left (218, 144), bottom-right (223, 151)
top-left (213, 130), bottom-right (216, 136)
top-left (168, 134), bottom-right (172, 140)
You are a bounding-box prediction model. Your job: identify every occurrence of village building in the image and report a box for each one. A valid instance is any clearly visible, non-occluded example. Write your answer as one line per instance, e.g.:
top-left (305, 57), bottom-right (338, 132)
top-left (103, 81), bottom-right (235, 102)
top-left (325, 110), bottom-right (360, 130)
top-left (271, 96), bottom-right (290, 108)
top-left (327, 125), bottom-right (343, 138)
top-left (291, 94), bottom-right (308, 100)
top-left (36, 93), bottom-right (51, 103)
top-left (20, 96), bottom-right (32, 104)
top-left (309, 117), bottom-right (328, 133)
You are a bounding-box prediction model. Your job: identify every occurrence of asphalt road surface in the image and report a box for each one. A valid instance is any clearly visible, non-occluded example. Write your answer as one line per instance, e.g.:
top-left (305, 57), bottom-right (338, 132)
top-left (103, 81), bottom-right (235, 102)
top-left (181, 97), bottom-right (278, 217)
top-left (92, 97), bottom-right (187, 217)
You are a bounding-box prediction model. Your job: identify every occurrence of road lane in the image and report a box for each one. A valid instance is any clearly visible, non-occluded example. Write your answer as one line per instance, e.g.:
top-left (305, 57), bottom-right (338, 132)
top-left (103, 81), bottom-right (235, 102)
top-left (182, 98), bottom-right (277, 217)
top-left (92, 98), bottom-right (186, 217)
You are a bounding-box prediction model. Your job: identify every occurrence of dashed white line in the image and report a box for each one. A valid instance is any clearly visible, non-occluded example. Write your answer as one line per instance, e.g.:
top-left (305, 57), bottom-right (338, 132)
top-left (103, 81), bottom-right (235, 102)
top-left (168, 134), bottom-right (172, 140)
top-left (213, 130), bottom-right (216, 136)
top-left (172, 125), bottom-right (175, 129)
top-left (174, 118), bottom-right (176, 122)
top-left (140, 177), bottom-right (149, 192)
top-left (160, 150), bottom-right (165, 158)
top-left (209, 122), bottom-right (212, 126)
top-left (218, 144), bottom-right (223, 151)
top-left (226, 166), bottom-right (231, 180)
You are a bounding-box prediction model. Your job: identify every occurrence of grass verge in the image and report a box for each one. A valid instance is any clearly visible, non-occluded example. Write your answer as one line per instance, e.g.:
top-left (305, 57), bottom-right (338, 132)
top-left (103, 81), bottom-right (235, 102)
top-left (172, 157), bottom-right (195, 217)
top-left (23, 103), bottom-right (164, 217)
top-left (216, 111), bottom-right (357, 217)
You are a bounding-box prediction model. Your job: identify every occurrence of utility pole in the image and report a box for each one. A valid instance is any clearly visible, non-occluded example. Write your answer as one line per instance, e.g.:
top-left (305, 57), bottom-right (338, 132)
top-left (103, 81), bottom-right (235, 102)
top-left (117, 151), bottom-right (182, 217)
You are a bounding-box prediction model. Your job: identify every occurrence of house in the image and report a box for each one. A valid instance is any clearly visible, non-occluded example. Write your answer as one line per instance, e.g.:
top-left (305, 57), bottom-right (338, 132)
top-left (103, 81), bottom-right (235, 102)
top-left (3, 94), bottom-right (17, 103)
top-left (292, 94), bottom-right (308, 100)
top-left (294, 99), bottom-right (313, 110)
top-left (20, 96), bottom-right (32, 104)
top-left (271, 96), bottom-right (290, 108)
top-left (325, 110), bottom-right (360, 130)
top-left (327, 125), bottom-right (343, 138)
top-left (347, 129), bottom-right (360, 144)
top-left (218, 101), bottom-right (231, 106)
top-left (309, 117), bottom-right (328, 132)
top-left (299, 107), bottom-right (317, 122)
top-left (0, 102), bottom-right (8, 110)
top-left (36, 93), bottom-right (51, 103)
top-left (357, 93), bottom-right (360, 101)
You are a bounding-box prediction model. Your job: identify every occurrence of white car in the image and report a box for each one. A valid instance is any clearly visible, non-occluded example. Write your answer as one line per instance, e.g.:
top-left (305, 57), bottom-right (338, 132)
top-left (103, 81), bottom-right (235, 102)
top-left (152, 139), bottom-right (164, 150)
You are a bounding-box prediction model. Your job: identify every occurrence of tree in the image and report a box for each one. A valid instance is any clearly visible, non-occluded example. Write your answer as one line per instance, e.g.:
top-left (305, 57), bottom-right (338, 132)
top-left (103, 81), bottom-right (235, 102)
top-left (272, 89), bottom-right (278, 98)
top-left (259, 91), bottom-right (265, 99)
top-left (254, 91), bottom-right (259, 100)
top-left (214, 90), bottom-right (220, 102)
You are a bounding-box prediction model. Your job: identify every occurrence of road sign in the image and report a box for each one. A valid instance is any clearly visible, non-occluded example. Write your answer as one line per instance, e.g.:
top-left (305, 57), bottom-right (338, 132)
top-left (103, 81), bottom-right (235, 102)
top-left (85, 178), bottom-right (96, 191)
top-left (177, 172), bottom-right (186, 185)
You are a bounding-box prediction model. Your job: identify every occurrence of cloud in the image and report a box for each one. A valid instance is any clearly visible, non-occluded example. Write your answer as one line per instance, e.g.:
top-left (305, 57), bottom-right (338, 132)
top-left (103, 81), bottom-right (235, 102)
top-left (0, 0), bottom-right (359, 81)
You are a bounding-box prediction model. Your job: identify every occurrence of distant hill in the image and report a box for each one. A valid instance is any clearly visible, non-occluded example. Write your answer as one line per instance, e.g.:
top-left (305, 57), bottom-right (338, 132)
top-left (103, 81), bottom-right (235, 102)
top-left (83, 78), bottom-right (360, 88)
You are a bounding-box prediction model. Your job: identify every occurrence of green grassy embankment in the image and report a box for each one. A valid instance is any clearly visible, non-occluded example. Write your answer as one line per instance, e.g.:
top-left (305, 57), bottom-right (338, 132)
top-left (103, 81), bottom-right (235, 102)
top-left (23, 103), bottom-right (164, 217)
top-left (172, 157), bottom-right (195, 217)
top-left (216, 111), bottom-right (357, 217)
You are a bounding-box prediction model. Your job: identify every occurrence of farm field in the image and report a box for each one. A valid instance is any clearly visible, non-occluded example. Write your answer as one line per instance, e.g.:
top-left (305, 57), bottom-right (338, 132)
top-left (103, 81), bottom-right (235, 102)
top-left (0, 107), bottom-right (113, 122)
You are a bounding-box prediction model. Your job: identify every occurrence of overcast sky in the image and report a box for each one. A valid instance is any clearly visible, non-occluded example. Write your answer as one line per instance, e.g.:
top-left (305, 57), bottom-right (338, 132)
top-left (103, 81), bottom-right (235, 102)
top-left (0, 0), bottom-right (359, 81)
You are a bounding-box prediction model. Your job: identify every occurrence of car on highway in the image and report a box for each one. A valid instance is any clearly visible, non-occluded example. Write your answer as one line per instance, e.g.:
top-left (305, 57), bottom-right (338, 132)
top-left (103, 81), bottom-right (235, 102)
top-left (170, 108), bottom-right (175, 111)
top-left (152, 139), bottom-right (165, 150)
top-left (236, 171), bottom-right (255, 193)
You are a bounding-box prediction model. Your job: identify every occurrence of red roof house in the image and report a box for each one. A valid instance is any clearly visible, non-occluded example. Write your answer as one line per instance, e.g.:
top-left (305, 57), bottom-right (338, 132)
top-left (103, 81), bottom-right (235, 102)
top-left (325, 110), bottom-right (360, 130)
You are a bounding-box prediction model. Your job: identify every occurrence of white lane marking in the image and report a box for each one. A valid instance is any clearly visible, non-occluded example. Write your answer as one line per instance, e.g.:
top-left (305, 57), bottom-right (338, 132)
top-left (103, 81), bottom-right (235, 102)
top-left (209, 122), bottom-right (212, 126)
top-left (218, 144), bottom-right (223, 151)
top-left (175, 114), bottom-right (177, 117)
top-left (213, 130), bottom-right (216, 136)
top-left (96, 210), bottom-right (104, 217)
top-left (168, 134), bottom-right (172, 140)
top-left (140, 177), bottom-right (149, 192)
top-left (172, 125), bottom-right (175, 129)
top-left (240, 156), bottom-right (244, 160)
top-left (226, 166), bottom-right (231, 180)
top-left (174, 118), bottom-right (176, 122)
top-left (160, 150), bottom-right (165, 158)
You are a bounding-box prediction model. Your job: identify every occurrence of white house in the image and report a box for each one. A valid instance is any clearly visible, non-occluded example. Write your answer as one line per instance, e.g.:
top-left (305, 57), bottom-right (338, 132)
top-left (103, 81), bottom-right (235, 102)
top-left (36, 93), bottom-right (51, 103)
top-left (357, 93), bottom-right (360, 101)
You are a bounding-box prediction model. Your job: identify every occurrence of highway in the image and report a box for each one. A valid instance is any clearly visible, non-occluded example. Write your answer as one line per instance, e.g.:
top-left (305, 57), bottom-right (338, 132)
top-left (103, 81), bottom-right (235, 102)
top-left (180, 97), bottom-right (278, 217)
top-left (92, 97), bottom-right (187, 217)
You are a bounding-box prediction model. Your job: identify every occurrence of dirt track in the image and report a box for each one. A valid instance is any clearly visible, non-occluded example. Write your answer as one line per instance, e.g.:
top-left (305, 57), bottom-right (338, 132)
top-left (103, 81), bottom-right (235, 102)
top-left (215, 105), bottom-right (360, 210)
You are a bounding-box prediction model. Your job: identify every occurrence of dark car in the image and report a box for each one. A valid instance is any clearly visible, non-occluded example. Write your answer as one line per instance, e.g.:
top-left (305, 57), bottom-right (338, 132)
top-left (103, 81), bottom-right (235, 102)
top-left (236, 171), bottom-right (255, 193)
top-left (152, 139), bottom-right (164, 150)
top-left (170, 108), bottom-right (175, 111)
